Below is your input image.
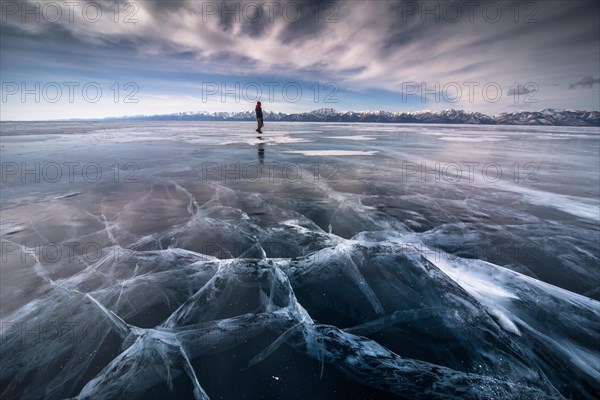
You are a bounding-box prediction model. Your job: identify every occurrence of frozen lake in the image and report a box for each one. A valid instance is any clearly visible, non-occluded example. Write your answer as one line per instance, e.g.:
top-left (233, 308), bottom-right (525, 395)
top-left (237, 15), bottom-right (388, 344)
top-left (1, 121), bottom-right (599, 399)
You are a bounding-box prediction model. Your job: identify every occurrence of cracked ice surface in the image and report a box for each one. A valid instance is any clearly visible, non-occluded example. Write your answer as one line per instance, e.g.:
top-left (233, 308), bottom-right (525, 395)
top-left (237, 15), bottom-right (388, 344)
top-left (1, 121), bottom-right (599, 399)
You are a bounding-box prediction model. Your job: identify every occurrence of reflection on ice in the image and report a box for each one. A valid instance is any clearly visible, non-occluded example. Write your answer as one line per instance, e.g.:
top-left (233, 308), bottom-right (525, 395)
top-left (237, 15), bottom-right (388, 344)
top-left (283, 150), bottom-right (379, 156)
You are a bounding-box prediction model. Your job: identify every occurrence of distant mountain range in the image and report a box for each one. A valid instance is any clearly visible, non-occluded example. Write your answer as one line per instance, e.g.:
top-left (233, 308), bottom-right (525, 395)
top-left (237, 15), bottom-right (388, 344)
top-left (107, 108), bottom-right (599, 126)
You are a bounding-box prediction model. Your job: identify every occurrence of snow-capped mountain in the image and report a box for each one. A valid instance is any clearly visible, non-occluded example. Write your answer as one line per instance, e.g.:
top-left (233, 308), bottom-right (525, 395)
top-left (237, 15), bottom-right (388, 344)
top-left (110, 108), bottom-right (599, 126)
top-left (494, 109), bottom-right (600, 126)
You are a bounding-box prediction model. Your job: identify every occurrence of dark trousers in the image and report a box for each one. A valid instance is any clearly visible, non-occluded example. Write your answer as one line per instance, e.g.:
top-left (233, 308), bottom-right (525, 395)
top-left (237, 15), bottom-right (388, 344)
top-left (257, 118), bottom-right (263, 130)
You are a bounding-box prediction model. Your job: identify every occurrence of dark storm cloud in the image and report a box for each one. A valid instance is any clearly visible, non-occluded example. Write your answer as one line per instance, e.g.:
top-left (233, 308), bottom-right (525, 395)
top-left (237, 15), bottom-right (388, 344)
top-left (141, 0), bottom-right (190, 12)
top-left (569, 76), bottom-right (600, 89)
top-left (173, 50), bottom-right (201, 60)
top-left (275, 0), bottom-right (337, 44)
top-left (207, 50), bottom-right (258, 65)
top-left (239, 5), bottom-right (271, 38)
top-left (507, 85), bottom-right (535, 96)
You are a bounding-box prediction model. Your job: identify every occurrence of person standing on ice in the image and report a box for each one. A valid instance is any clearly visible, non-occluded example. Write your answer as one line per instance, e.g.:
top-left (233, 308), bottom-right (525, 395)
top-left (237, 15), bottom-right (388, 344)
top-left (255, 101), bottom-right (264, 134)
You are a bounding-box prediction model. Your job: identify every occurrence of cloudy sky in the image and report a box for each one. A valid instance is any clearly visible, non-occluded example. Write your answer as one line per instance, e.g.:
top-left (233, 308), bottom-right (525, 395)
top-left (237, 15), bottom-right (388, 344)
top-left (1, 0), bottom-right (599, 120)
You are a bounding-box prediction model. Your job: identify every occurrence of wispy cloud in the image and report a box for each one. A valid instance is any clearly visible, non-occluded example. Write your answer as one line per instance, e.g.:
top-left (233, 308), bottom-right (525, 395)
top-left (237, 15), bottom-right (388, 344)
top-left (1, 0), bottom-right (599, 119)
top-left (569, 76), bottom-right (600, 89)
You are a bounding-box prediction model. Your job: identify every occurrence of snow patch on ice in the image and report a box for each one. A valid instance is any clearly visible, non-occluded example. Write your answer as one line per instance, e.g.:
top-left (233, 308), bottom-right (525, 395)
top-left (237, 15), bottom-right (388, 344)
top-left (325, 135), bottom-right (378, 141)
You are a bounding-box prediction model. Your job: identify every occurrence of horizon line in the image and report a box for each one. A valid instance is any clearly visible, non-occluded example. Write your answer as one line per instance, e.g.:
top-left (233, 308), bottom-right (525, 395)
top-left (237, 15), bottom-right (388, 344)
top-left (1, 107), bottom-right (599, 123)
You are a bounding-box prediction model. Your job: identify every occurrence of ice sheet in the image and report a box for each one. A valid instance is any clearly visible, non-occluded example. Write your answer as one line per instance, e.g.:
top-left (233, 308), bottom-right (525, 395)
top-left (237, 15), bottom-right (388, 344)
top-left (1, 121), bottom-right (598, 399)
